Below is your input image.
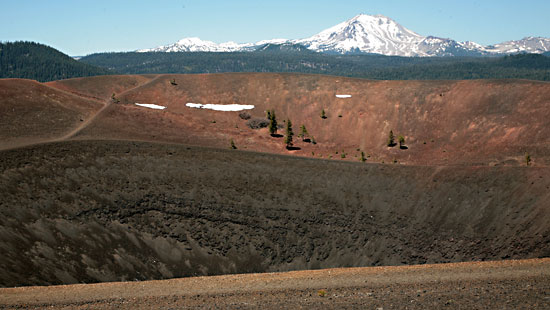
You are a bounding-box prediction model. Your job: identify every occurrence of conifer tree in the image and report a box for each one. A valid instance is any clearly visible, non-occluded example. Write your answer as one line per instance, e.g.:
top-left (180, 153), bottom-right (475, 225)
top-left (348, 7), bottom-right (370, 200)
top-left (321, 109), bottom-right (327, 119)
top-left (299, 124), bottom-right (308, 141)
top-left (360, 151), bottom-right (366, 162)
top-left (387, 130), bottom-right (395, 147)
top-left (399, 135), bottom-right (405, 148)
top-left (268, 109), bottom-right (278, 136)
top-left (284, 119), bottom-right (294, 148)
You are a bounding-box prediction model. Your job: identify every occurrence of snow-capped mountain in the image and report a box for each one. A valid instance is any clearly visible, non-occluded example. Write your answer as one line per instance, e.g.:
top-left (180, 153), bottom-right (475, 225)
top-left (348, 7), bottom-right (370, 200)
top-left (485, 37), bottom-right (550, 54)
top-left (137, 37), bottom-right (253, 52)
top-left (137, 14), bottom-right (550, 57)
top-left (294, 14), bottom-right (424, 56)
top-left (137, 37), bottom-right (290, 53)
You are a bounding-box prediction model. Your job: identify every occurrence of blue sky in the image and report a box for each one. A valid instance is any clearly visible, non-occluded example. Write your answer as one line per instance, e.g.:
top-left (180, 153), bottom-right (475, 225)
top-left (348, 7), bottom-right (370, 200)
top-left (1, 0), bottom-right (549, 56)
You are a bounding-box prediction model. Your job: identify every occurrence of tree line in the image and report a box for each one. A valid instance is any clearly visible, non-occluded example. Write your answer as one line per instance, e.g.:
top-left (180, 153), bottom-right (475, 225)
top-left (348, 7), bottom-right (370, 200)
top-left (3, 41), bottom-right (549, 82)
top-left (80, 50), bottom-right (550, 81)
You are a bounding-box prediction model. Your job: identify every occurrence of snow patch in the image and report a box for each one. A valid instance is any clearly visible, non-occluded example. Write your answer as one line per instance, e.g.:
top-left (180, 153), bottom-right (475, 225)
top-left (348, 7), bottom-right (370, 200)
top-left (135, 103), bottom-right (166, 110)
top-left (336, 94), bottom-right (352, 98)
top-left (186, 103), bottom-right (255, 111)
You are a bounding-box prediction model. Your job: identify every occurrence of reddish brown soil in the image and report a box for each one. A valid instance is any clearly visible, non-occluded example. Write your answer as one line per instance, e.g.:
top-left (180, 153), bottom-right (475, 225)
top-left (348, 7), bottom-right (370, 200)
top-left (48, 73), bottom-right (550, 166)
top-left (1, 258), bottom-right (549, 309)
top-left (1, 74), bottom-right (549, 307)
top-left (45, 75), bottom-right (156, 101)
top-left (0, 79), bottom-right (103, 150)
top-left (2, 74), bottom-right (549, 166)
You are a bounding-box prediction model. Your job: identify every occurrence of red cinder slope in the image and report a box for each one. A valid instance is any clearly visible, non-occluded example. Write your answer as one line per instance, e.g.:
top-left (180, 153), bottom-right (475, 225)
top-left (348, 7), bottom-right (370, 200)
top-left (64, 73), bottom-right (550, 166)
top-left (0, 79), bottom-right (103, 150)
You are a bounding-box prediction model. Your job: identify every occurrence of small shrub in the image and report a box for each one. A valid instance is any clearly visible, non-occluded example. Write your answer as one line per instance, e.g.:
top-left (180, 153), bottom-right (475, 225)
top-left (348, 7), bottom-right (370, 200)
top-left (525, 152), bottom-right (531, 166)
top-left (230, 139), bottom-right (237, 149)
top-left (111, 93), bottom-right (120, 104)
top-left (246, 118), bottom-right (269, 129)
top-left (170, 78), bottom-right (177, 85)
top-left (318, 289), bottom-right (327, 297)
top-left (311, 136), bottom-right (317, 144)
top-left (239, 112), bottom-right (251, 120)
top-left (321, 109), bottom-right (327, 119)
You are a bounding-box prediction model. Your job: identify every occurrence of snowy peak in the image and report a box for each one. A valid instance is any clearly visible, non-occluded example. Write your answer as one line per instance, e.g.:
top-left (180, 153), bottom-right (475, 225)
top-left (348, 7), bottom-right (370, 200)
top-left (485, 37), bottom-right (550, 54)
top-left (297, 14), bottom-right (425, 55)
top-left (137, 14), bottom-right (550, 57)
top-left (137, 37), bottom-right (255, 52)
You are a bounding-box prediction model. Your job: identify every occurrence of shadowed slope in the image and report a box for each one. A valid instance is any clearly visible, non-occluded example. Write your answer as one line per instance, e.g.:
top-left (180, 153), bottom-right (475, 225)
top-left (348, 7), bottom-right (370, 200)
top-left (0, 140), bottom-right (549, 287)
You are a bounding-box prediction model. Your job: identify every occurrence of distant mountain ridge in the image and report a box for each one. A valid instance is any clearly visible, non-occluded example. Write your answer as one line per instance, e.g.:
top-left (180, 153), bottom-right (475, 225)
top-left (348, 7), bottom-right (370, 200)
top-left (80, 51), bottom-right (550, 81)
top-left (138, 14), bottom-right (550, 57)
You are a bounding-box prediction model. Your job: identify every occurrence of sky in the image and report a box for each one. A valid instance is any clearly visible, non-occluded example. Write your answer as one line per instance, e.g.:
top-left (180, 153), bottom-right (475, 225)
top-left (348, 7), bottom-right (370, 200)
top-left (1, 0), bottom-right (550, 56)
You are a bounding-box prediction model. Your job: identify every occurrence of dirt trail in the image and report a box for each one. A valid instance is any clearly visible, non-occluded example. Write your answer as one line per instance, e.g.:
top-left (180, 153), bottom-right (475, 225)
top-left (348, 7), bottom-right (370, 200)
top-left (57, 75), bottom-right (162, 141)
top-left (0, 76), bottom-right (162, 152)
top-left (1, 258), bottom-right (548, 309)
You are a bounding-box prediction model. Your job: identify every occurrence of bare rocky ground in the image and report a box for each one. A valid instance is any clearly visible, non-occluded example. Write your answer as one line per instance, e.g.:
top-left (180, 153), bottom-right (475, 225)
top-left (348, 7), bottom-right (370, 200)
top-left (1, 258), bottom-right (549, 309)
top-left (1, 140), bottom-right (549, 288)
top-left (1, 74), bottom-right (550, 308)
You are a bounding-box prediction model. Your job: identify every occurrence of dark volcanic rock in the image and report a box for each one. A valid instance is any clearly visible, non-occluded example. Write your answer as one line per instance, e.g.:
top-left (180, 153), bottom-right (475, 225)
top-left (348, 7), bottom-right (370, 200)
top-left (0, 140), bottom-right (549, 287)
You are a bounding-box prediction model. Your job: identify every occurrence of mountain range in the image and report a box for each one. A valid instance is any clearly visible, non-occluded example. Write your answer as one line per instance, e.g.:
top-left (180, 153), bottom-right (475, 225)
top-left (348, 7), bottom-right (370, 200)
top-left (137, 14), bottom-right (550, 57)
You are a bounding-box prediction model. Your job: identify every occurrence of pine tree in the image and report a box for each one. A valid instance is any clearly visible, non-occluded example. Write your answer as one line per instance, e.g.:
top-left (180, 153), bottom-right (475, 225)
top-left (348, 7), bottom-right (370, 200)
top-left (299, 124), bottom-right (308, 141)
top-left (387, 130), bottom-right (395, 147)
top-left (398, 135), bottom-right (405, 148)
top-left (284, 119), bottom-right (294, 148)
top-left (268, 109), bottom-right (278, 136)
top-left (321, 109), bottom-right (327, 119)
top-left (359, 151), bottom-right (366, 162)
top-left (525, 152), bottom-right (531, 166)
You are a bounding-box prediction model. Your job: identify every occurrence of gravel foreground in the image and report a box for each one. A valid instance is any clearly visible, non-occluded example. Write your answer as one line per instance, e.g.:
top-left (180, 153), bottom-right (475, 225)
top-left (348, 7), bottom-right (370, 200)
top-left (1, 258), bottom-right (549, 309)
